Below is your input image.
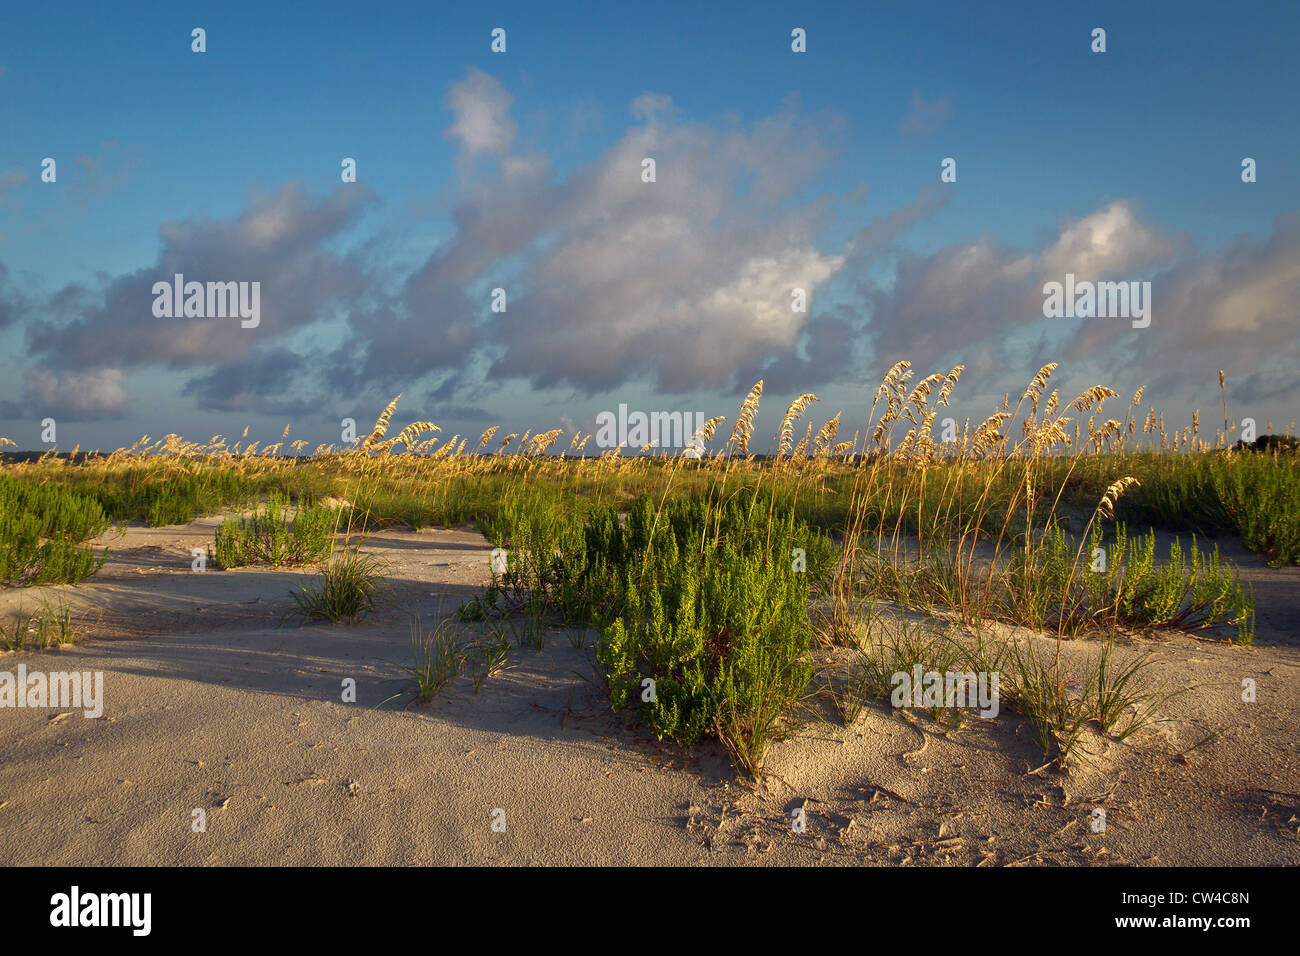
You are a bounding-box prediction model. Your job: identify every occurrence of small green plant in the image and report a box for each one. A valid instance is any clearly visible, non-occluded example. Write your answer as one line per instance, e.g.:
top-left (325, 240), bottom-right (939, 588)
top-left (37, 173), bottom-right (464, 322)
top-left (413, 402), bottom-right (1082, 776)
top-left (505, 601), bottom-right (548, 650)
top-left (854, 613), bottom-right (974, 730)
top-left (825, 668), bottom-right (874, 728)
top-left (291, 548), bottom-right (384, 623)
top-left (468, 630), bottom-right (512, 693)
top-left (457, 579), bottom-right (500, 622)
top-left (1087, 637), bottom-right (1180, 740)
top-left (1002, 638), bottom-right (1091, 764)
top-left (214, 493), bottom-right (337, 568)
top-left (403, 615), bottom-right (463, 703)
top-left (0, 599), bottom-right (80, 651)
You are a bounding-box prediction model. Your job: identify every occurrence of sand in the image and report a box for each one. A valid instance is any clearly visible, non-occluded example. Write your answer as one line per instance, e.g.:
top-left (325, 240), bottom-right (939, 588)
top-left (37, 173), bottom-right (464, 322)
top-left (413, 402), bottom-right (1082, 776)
top-left (0, 518), bottom-right (1297, 865)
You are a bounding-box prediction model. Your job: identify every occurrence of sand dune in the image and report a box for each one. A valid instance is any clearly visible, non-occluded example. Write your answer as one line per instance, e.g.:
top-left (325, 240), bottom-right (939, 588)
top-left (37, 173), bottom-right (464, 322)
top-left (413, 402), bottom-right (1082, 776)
top-left (1, 520), bottom-right (1297, 865)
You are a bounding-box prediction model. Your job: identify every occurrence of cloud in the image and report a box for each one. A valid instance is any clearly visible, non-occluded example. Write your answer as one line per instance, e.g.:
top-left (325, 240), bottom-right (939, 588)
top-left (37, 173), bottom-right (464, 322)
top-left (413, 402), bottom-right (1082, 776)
top-left (862, 199), bottom-right (1300, 410)
top-left (25, 182), bottom-right (378, 383)
top-left (866, 201), bottom-right (1181, 373)
top-left (899, 91), bottom-right (952, 138)
top-left (3, 77), bottom-right (960, 426)
top-left (0, 262), bottom-right (29, 329)
top-left (444, 68), bottom-right (517, 157)
top-left (317, 79), bottom-right (855, 405)
top-left (1039, 202), bottom-right (1180, 279)
top-left (18, 368), bottom-right (130, 421)
top-left (1066, 211), bottom-right (1300, 403)
top-left (16, 69), bottom-right (1291, 433)
top-left (451, 91), bottom-right (845, 395)
top-left (180, 348), bottom-right (318, 414)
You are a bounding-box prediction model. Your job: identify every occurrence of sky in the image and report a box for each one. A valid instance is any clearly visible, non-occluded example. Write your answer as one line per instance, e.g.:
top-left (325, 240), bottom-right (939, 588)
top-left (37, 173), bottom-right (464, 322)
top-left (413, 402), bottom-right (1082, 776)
top-left (0, 0), bottom-right (1297, 452)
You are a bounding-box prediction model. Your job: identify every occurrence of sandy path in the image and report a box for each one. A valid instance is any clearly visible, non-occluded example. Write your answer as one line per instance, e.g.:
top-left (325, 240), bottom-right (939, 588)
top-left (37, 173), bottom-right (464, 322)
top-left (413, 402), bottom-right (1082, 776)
top-left (0, 520), bottom-right (1297, 865)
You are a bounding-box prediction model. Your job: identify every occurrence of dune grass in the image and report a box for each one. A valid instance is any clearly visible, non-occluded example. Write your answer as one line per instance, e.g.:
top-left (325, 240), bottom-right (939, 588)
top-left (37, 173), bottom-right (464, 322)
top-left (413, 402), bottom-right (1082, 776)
top-left (1, 360), bottom-right (1290, 773)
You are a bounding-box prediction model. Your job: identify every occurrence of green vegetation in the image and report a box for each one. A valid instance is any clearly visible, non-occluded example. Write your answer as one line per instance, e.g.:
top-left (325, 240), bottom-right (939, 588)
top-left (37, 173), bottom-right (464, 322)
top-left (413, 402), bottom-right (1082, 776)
top-left (465, 487), bottom-right (834, 776)
top-left (0, 475), bottom-right (110, 585)
top-left (213, 493), bottom-right (338, 568)
top-left (0, 365), bottom-right (1292, 775)
top-left (291, 547), bottom-right (385, 623)
top-left (1208, 453), bottom-right (1300, 565)
top-left (403, 615), bottom-right (463, 704)
top-left (872, 520), bottom-right (1260, 643)
top-left (0, 599), bottom-right (80, 651)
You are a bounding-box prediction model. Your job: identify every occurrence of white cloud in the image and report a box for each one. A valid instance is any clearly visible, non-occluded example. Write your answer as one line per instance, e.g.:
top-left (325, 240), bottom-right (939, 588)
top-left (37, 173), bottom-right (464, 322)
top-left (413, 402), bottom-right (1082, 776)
top-left (25, 368), bottom-right (129, 420)
top-left (444, 68), bottom-right (517, 156)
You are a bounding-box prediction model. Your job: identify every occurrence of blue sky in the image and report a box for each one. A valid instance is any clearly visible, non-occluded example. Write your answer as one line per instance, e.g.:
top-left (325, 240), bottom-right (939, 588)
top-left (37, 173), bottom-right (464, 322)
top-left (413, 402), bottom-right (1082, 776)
top-left (1, 0), bottom-right (1297, 451)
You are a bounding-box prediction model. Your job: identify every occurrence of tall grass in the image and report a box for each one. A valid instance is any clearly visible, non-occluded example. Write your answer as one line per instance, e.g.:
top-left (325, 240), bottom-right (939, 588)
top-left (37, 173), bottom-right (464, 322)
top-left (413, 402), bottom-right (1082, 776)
top-left (2, 363), bottom-right (1283, 775)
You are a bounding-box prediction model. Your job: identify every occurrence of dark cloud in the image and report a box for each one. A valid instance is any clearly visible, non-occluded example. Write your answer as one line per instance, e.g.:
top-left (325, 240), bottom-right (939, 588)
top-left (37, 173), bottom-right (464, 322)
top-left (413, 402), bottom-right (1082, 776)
top-left (26, 182), bottom-right (379, 378)
top-left (0, 262), bottom-right (29, 329)
top-left (181, 348), bottom-right (320, 415)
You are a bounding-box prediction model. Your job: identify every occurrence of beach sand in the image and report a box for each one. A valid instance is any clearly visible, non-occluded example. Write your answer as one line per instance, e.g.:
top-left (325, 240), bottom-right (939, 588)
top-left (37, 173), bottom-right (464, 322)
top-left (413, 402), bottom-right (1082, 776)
top-left (1, 519), bottom-right (1297, 865)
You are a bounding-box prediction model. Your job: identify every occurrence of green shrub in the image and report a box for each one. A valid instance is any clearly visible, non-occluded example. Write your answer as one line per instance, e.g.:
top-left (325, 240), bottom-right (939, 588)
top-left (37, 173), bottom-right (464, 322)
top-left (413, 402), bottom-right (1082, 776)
top-left (471, 488), bottom-right (833, 775)
top-left (1004, 522), bottom-right (1255, 643)
top-left (0, 476), bottom-right (109, 585)
top-left (214, 493), bottom-right (337, 568)
top-left (594, 495), bottom-right (831, 774)
top-left (1209, 453), bottom-right (1300, 565)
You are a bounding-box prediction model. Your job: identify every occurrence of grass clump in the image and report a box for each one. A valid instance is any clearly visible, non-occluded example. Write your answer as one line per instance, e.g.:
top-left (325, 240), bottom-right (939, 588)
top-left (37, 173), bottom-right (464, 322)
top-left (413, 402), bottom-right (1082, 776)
top-left (0, 599), bottom-right (81, 650)
top-left (291, 548), bottom-right (384, 623)
top-left (403, 615), bottom-right (463, 703)
top-left (214, 493), bottom-right (338, 568)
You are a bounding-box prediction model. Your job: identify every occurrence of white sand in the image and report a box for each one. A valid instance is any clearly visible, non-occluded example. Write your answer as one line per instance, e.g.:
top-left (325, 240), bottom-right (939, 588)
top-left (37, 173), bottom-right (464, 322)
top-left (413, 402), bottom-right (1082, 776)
top-left (1, 519), bottom-right (1297, 865)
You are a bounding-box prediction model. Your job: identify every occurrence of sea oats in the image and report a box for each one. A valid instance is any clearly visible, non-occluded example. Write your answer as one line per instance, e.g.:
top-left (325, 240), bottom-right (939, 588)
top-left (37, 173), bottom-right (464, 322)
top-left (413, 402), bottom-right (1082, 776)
top-left (1023, 363), bottom-right (1058, 403)
top-left (688, 415), bottom-right (727, 454)
top-left (727, 380), bottom-right (764, 455)
top-left (778, 393), bottom-right (819, 457)
top-left (812, 412), bottom-right (841, 456)
top-left (395, 421), bottom-right (439, 452)
top-left (1098, 476), bottom-right (1141, 519)
top-left (936, 365), bottom-right (964, 406)
top-left (1068, 386), bottom-right (1119, 413)
top-left (361, 394), bottom-right (402, 451)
